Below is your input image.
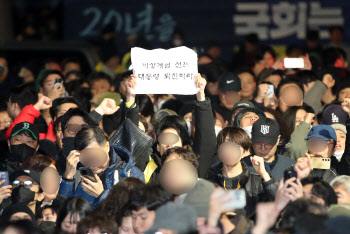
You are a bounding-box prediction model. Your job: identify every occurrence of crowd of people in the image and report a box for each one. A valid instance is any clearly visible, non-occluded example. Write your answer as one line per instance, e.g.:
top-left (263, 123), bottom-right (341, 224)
top-left (1, 26), bottom-right (350, 234)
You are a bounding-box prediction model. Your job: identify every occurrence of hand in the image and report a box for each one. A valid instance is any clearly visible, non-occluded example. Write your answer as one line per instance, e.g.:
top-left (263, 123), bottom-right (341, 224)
top-left (275, 177), bottom-right (303, 211)
top-left (256, 84), bottom-right (269, 103)
top-left (48, 85), bottom-right (65, 101)
top-left (195, 73), bottom-right (207, 101)
top-left (125, 74), bottom-right (137, 104)
top-left (81, 174), bottom-right (104, 198)
top-left (294, 153), bottom-right (313, 180)
top-left (207, 188), bottom-right (236, 227)
top-left (341, 98), bottom-right (350, 116)
top-left (64, 150), bottom-right (80, 180)
top-left (34, 95), bottom-right (53, 111)
top-left (303, 113), bottom-right (315, 125)
top-left (252, 202), bottom-right (280, 234)
top-left (322, 74), bottom-right (335, 89)
top-left (250, 156), bottom-right (270, 181)
top-left (95, 98), bottom-right (120, 116)
top-left (0, 180), bottom-right (12, 204)
top-left (301, 54), bottom-right (312, 70)
top-left (272, 58), bottom-right (285, 70)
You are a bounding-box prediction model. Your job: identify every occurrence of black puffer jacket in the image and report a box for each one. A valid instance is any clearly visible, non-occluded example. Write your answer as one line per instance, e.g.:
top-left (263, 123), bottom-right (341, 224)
top-left (208, 161), bottom-right (279, 218)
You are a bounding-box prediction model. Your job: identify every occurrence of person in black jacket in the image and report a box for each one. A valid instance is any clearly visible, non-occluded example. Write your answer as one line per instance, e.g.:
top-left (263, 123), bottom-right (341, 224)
top-left (243, 117), bottom-right (296, 181)
top-left (122, 73), bottom-right (217, 184)
top-left (208, 127), bottom-right (279, 217)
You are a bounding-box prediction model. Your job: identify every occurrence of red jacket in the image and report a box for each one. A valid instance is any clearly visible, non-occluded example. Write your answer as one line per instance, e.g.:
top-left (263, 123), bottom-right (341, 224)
top-left (5, 104), bottom-right (56, 141)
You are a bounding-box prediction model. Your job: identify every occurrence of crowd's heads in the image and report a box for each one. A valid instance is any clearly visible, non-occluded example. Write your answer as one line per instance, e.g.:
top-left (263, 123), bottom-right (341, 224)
top-left (276, 78), bottom-right (304, 113)
top-left (8, 84), bottom-right (38, 119)
top-left (89, 72), bottom-right (115, 98)
top-left (161, 147), bottom-right (199, 168)
top-left (77, 215), bottom-right (118, 234)
top-left (233, 107), bottom-right (265, 135)
top-left (60, 108), bottom-right (92, 138)
top-left (1, 203), bottom-right (36, 223)
top-left (49, 97), bottom-right (81, 120)
top-left (305, 125), bottom-right (337, 158)
top-left (322, 104), bottom-right (348, 125)
top-left (38, 69), bottom-right (64, 97)
top-left (330, 175), bottom-right (350, 204)
top-left (302, 178), bottom-right (338, 208)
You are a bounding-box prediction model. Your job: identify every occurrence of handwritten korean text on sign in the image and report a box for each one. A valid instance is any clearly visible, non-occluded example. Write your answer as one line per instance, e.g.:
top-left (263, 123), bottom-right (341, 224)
top-left (131, 46), bottom-right (199, 95)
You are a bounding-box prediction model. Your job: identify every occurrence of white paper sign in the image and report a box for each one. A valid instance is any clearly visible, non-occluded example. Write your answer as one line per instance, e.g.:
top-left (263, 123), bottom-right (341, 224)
top-left (131, 46), bottom-right (199, 95)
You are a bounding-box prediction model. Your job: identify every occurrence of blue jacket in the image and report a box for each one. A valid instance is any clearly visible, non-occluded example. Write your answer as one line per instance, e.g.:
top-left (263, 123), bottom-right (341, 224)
top-left (58, 145), bottom-right (144, 207)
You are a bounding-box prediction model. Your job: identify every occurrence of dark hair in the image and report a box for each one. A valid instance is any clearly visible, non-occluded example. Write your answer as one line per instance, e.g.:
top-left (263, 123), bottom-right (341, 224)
top-left (61, 57), bottom-right (81, 71)
top-left (71, 87), bottom-right (92, 112)
top-left (237, 68), bottom-right (256, 82)
top-left (255, 45), bottom-right (276, 63)
top-left (283, 106), bottom-right (308, 137)
top-left (77, 215), bottom-right (118, 234)
top-left (295, 70), bottom-right (319, 86)
top-left (155, 115), bottom-right (191, 147)
top-left (38, 69), bottom-right (64, 88)
top-left (89, 72), bottom-right (113, 86)
top-left (10, 83), bottom-right (38, 109)
top-left (306, 30), bottom-right (320, 41)
top-left (161, 147), bottom-right (199, 168)
top-left (276, 77), bottom-right (304, 99)
top-left (96, 177), bottom-right (144, 219)
top-left (329, 26), bottom-right (343, 34)
top-left (311, 180), bottom-right (338, 207)
top-left (279, 199), bottom-right (327, 231)
top-left (55, 197), bottom-right (93, 233)
top-left (75, 126), bottom-right (107, 151)
top-left (0, 220), bottom-right (45, 234)
top-left (60, 108), bottom-right (93, 132)
top-left (21, 154), bottom-right (56, 173)
top-left (53, 115), bottom-right (63, 135)
top-left (129, 184), bottom-right (173, 211)
top-left (64, 71), bottom-right (85, 84)
top-left (257, 68), bottom-right (284, 84)
top-left (217, 127), bottom-right (252, 151)
top-left (49, 97), bottom-right (81, 119)
top-left (135, 95), bottom-right (155, 118)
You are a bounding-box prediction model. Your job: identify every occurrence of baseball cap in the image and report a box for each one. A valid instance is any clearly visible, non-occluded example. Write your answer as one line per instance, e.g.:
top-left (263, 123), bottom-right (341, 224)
top-left (218, 72), bottom-right (241, 92)
top-left (151, 109), bottom-right (177, 125)
top-left (232, 100), bottom-right (255, 114)
top-left (10, 168), bottom-right (41, 185)
top-left (332, 123), bottom-right (347, 134)
top-left (305, 125), bottom-right (337, 142)
top-left (251, 118), bottom-right (280, 145)
top-left (10, 122), bottom-right (39, 140)
top-left (322, 104), bottom-right (348, 125)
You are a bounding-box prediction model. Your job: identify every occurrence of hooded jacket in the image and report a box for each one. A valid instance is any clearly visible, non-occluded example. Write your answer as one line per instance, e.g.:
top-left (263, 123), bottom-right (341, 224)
top-left (59, 145), bottom-right (144, 207)
top-left (208, 161), bottom-right (279, 217)
top-left (233, 107), bottom-right (266, 128)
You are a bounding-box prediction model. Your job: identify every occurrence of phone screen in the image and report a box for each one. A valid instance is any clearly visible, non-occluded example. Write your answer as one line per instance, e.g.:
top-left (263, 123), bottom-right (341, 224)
top-left (80, 168), bottom-right (96, 182)
top-left (0, 171), bottom-right (9, 187)
top-left (284, 58), bottom-right (304, 69)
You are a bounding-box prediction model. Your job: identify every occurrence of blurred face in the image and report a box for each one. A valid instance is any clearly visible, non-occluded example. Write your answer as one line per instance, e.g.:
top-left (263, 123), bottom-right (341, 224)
top-left (218, 140), bottom-right (244, 166)
top-left (265, 75), bottom-right (281, 89)
top-left (119, 216), bottom-right (135, 234)
top-left (263, 52), bottom-right (275, 68)
top-left (219, 91), bottom-right (241, 109)
top-left (79, 141), bottom-right (110, 174)
top-left (42, 208), bottom-right (57, 222)
top-left (338, 88), bottom-right (350, 102)
top-left (10, 131), bottom-right (38, 148)
top-left (307, 137), bottom-right (335, 158)
top-left (131, 207), bottom-right (156, 234)
top-left (9, 212), bottom-right (32, 222)
top-left (57, 103), bottom-right (78, 118)
top-left (239, 72), bottom-right (256, 100)
top-left (302, 184), bottom-right (326, 206)
top-left (91, 79), bottom-right (114, 97)
top-left (278, 84), bottom-right (303, 113)
top-left (295, 109), bottom-right (307, 126)
top-left (61, 212), bottom-right (80, 234)
top-left (333, 183), bottom-right (350, 204)
top-left (157, 128), bottom-right (183, 156)
top-left (63, 62), bottom-right (80, 75)
top-left (63, 116), bottom-right (87, 137)
top-left (240, 112), bottom-right (259, 128)
top-left (18, 67), bottom-right (35, 83)
top-left (335, 130), bottom-right (346, 152)
top-left (42, 74), bottom-right (63, 96)
top-left (0, 111), bottom-right (12, 130)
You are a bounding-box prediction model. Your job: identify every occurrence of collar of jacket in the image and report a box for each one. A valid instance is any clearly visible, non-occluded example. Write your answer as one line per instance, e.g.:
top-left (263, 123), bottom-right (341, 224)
top-left (211, 161), bottom-right (250, 187)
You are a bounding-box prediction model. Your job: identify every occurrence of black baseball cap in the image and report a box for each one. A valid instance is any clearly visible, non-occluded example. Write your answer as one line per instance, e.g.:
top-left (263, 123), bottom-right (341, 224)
top-left (218, 72), bottom-right (241, 92)
top-left (10, 122), bottom-right (39, 140)
top-left (10, 168), bottom-right (41, 185)
top-left (251, 118), bottom-right (280, 145)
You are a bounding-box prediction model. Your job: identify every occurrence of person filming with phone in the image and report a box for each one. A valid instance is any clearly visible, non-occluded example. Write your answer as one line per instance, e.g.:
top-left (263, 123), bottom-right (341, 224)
top-left (59, 126), bottom-right (144, 207)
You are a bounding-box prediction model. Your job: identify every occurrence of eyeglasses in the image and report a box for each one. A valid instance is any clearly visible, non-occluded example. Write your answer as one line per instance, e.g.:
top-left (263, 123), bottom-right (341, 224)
top-left (254, 143), bottom-right (273, 150)
top-left (307, 138), bottom-right (334, 152)
top-left (13, 179), bottom-right (34, 187)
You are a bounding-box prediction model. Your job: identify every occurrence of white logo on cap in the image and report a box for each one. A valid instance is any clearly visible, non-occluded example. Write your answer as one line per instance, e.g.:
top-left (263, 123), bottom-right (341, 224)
top-left (226, 80), bottom-right (234, 84)
top-left (331, 113), bottom-right (339, 123)
top-left (261, 125), bottom-right (270, 134)
top-left (24, 170), bottom-right (30, 174)
top-left (23, 123), bottom-right (30, 129)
